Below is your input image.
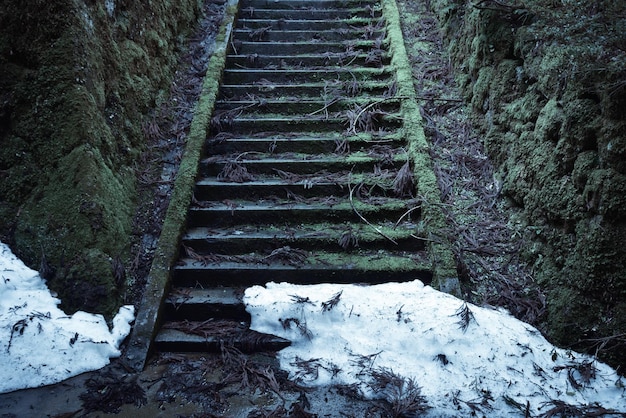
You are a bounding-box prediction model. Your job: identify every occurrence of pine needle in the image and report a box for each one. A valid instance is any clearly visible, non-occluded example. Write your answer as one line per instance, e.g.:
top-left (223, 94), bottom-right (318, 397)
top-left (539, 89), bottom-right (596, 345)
top-left (348, 180), bottom-right (398, 245)
top-left (217, 162), bottom-right (256, 183)
top-left (392, 161), bottom-right (415, 197)
top-left (321, 291), bottom-right (343, 312)
top-left (453, 302), bottom-right (477, 333)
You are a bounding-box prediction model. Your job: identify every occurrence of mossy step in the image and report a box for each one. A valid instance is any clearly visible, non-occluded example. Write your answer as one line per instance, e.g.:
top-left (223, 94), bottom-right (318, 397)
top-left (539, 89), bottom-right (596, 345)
top-left (236, 8), bottom-right (381, 20)
top-left (233, 28), bottom-right (385, 42)
top-left (154, 323), bottom-right (291, 353)
top-left (181, 222), bottom-right (425, 253)
top-left (200, 154), bottom-right (406, 176)
top-left (233, 40), bottom-right (385, 55)
top-left (172, 249), bottom-right (433, 287)
top-left (213, 114), bottom-right (402, 134)
top-left (236, 17), bottom-right (383, 30)
top-left (242, 0), bottom-right (380, 10)
top-left (219, 82), bottom-right (394, 98)
top-left (205, 132), bottom-right (405, 154)
top-left (186, 198), bottom-right (420, 226)
top-left (162, 287), bottom-right (248, 321)
top-left (214, 98), bottom-right (399, 115)
top-left (222, 68), bottom-right (392, 84)
top-left (213, 115), bottom-right (347, 133)
top-left (225, 53), bottom-right (390, 69)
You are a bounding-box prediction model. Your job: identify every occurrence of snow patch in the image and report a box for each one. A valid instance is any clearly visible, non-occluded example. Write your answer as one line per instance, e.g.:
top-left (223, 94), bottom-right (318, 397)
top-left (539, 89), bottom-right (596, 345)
top-left (0, 242), bottom-right (134, 394)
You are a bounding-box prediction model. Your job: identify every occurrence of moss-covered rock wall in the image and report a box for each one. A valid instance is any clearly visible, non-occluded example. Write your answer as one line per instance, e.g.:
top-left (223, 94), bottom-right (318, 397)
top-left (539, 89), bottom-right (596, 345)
top-left (427, 0), bottom-right (626, 368)
top-left (0, 0), bottom-right (202, 315)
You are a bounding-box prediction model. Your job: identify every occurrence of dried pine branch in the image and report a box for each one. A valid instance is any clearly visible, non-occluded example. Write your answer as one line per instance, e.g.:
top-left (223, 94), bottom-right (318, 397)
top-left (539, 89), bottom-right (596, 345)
top-left (290, 357), bottom-right (323, 381)
top-left (321, 291), bottom-right (343, 312)
top-left (290, 294), bottom-right (315, 305)
top-left (348, 350), bottom-right (383, 372)
top-left (537, 400), bottom-right (622, 418)
top-left (365, 49), bottom-right (385, 67)
top-left (217, 162), bottom-right (256, 183)
top-left (392, 161), bottom-right (415, 197)
top-left (453, 302), bottom-right (477, 333)
top-left (280, 318), bottom-right (313, 340)
top-left (248, 26), bottom-right (271, 41)
top-left (263, 246), bottom-right (308, 266)
top-left (393, 204), bottom-right (422, 229)
top-left (334, 138), bottom-right (350, 154)
top-left (553, 361), bottom-right (597, 390)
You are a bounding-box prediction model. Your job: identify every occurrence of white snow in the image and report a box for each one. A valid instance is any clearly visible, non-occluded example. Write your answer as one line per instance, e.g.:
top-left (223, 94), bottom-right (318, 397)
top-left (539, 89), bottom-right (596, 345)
top-left (0, 241), bottom-right (134, 394)
top-left (245, 280), bottom-right (626, 416)
top-left (2, 236), bottom-right (625, 415)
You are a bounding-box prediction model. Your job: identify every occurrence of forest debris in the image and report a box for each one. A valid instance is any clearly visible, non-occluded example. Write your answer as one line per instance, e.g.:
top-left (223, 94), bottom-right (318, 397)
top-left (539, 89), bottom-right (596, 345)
top-left (182, 244), bottom-right (258, 265)
top-left (537, 400), bottom-right (621, 418)
top-left (349, 181), bottom-right (398, 245)
top-left (7, 311), bottom-right (51, 353)
top-left (248, 26), bottom-right (271, 41)
top-left (80, 366), bottom-right (146, 414)
top-left (338, 227), bottom-right (359, 250)
top-left (280, 318), bottom-right (313, 340)
top-left (553, 361), bottom-right (597, 390)
top-left (263, 246), bottom-right (308, 267)
top-left (392, 161), bottom-right (415, 197)
top-left (365, 48), bottom-right (385, 67)
top-left (321, 291), bottom-right (343, 312)
top-left (163, 319), bottom-right (246, 339)
top-left (367, 367), bottom-right (429, 417)
top-left (217, 162), bottom-right (256, 182)
top-left (453, 302), bottom-right (477, 333)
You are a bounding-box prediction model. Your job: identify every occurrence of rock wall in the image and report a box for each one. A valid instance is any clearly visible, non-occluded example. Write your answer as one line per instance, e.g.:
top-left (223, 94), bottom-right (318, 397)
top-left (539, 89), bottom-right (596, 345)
top-left (428, 0), bottom-right (626, 368)
top-left (0, 0), bottom-right (202, 315)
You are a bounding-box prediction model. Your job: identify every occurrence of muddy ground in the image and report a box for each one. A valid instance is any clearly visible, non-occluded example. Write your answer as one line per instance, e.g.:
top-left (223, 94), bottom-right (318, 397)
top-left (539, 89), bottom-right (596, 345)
top-left (0, 0), bottom-right (624, 416)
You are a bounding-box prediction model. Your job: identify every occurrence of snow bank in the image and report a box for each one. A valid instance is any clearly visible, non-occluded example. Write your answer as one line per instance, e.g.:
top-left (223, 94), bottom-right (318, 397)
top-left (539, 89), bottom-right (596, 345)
top-left (245, 280), bottom-right (626, 416)
top-left (0, 242), bottom-right (134, 394)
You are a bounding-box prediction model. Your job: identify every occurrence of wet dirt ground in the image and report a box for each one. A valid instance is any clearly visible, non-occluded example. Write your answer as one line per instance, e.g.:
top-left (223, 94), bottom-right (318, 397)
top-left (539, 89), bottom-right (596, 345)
top-left (0, 352), bottom-right (380, 417)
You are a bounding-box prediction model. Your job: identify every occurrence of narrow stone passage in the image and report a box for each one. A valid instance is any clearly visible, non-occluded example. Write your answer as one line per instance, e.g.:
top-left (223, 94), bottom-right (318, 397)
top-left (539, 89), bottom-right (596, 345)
top-left (153, 0), bottom-right (445, 353)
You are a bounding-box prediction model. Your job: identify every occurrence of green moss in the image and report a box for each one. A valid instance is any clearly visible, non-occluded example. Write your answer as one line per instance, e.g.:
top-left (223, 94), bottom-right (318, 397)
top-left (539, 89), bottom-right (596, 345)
top-left (383, 0), bottom-right (458, 294)
top-left (544, 287), bottom-right (595, 344)
top-left (0, 0), bottom-right (203, 317)
top-left (534, 98), bottom-right (564, 142)
top-left (583, 169), bottom-right (626, 219)
top-left (424, 0), bottom-right (626, 369)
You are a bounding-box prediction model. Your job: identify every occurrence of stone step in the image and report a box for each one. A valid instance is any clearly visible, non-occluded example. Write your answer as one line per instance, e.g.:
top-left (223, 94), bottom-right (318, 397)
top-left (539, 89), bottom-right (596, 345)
top-left (233, 28), bottom-right (385, 42)
top-left (186, 197), bottom-right (420, 226)
top-left (181, 222), bottom-right (425, 253)
top-left (221, 67), bottom-right (392, 84)
top-left (172, 250), bottom-right (433, 287)
top-left (155, 322), bottom-right (291, 352)
top-left (219, 81), bottom-right (395, 99)
top-left (233, 40), bottom-right (385, 55)
top-left (225, 53), bottom-right (390, 69)
top-left (236, 7), bottom-right (381, 20)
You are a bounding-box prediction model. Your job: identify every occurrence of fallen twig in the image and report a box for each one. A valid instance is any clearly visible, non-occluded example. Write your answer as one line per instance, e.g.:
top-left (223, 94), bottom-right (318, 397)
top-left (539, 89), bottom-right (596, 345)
top-left (393, 204), bottom-right (422, 229)
top-left (348, 180), bottom-right (398, 245)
